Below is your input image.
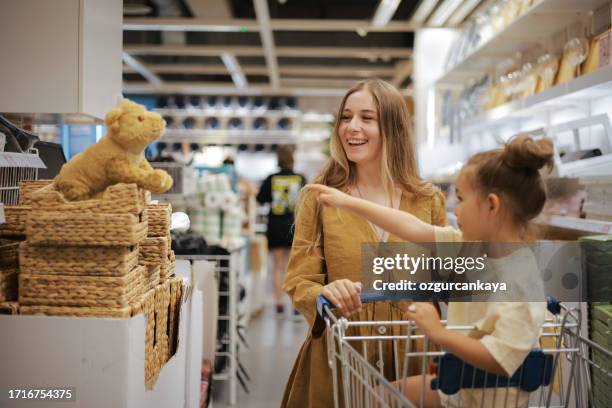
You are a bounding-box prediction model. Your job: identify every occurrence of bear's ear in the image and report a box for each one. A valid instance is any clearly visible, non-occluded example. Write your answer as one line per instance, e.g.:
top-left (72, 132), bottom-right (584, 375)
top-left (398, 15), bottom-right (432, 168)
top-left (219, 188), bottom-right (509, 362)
top-left (104, 108), bottom-right (123, 132)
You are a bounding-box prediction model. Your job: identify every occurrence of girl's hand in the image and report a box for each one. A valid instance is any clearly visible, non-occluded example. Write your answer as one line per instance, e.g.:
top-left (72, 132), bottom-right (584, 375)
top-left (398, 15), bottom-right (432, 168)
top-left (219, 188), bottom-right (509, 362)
top-left (322, 279), bottom-right (362, 318)
top-left (403, 302), bottom-right (444, 340)
top-left (304, 184), bottom-right (352, 209)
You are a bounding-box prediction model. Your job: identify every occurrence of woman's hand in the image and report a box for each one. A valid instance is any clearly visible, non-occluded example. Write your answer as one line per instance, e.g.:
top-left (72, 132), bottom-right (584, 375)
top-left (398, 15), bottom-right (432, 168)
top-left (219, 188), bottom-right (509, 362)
top-left (403, 302), bottom-right (445, 341)
top-left (322, 279), bottom-right (362, 317)
top-left (304, 184), bottom-right (353, 209)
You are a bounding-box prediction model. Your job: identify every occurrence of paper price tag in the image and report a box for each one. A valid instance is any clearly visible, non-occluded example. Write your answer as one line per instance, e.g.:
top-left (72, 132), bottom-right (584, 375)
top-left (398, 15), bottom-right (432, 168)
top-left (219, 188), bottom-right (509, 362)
top-left (0, 203), bottom-right (5, 224)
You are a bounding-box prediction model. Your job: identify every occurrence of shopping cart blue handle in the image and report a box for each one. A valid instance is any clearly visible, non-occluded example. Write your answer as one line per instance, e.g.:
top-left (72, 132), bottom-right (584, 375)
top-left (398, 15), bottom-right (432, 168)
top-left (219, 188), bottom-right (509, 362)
top-left (316, 292), bottom-right (389, 319)
top-left (316, 295), bottom-right (334, 319)
top-left (431, 350), bottom-right (554, 394)
top-left (546, 296), bottom-right (561, 315)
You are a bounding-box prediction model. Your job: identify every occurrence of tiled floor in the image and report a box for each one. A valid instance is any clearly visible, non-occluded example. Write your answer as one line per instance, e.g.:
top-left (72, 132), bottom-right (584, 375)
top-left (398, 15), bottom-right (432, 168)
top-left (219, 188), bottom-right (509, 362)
top-left (213, 302), bottom-right (308, 408)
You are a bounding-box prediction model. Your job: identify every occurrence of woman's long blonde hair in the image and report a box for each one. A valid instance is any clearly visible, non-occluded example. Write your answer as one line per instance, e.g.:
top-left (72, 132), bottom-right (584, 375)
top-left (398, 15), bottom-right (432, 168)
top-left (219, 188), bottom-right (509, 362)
top-left (298, 78), bottom-right (436, 253)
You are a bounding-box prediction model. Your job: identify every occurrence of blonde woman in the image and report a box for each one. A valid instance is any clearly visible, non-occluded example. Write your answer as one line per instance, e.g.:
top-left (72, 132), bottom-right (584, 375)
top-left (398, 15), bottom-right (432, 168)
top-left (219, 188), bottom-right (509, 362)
top-left (281, 79), bottom-right (447, 407)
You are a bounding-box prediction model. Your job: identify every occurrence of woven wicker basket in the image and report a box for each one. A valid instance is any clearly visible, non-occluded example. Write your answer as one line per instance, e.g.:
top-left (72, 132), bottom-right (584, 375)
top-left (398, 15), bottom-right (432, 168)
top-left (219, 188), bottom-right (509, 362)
top-left (166, 250), bottom-right (176, 278)
top-left (18, 180), bottom-right (54, 205)
top-left (146, 204), bottom-right (172, 237)
top-left (0, 301), bottom-right (19, 315)
top-left (0, 269), bottom-right (18, 301)
top-left (19, 265), bottom-right (145, 307)
top-left (19, 280), bottom-right (153, 318)
top-left (168, 277), bottom-right (183, 357)
top-left (156, 281), bottom-right (171, 367)
top-left (142, 288), bottom-right (157, 385)
top-left (145, 281), bottom-right (171, 387)
top-left (19, 304), bottom-right (133, 317)
top-left (139, 237), bottom-right (169, 276)
top-left (26, 211), bottom-right (148, 247)
top-left (0, 206), bottom-right (30, 237)
top-left (0, 239), bottom-right (19, 267)
top-left (29, 183), bottom-right (145, 216)
top-left (144, 265), bottom-right (161, 292)
top-left (20, 243), bottom-right (139, 276)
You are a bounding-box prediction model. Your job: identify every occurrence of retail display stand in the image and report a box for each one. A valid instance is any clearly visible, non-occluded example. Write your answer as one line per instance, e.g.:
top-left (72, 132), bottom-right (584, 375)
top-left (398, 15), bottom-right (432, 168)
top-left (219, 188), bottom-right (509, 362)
top-left (0, 284), bottom-right (191, 408)
top-left (177, 239), bottom-right (247, 406)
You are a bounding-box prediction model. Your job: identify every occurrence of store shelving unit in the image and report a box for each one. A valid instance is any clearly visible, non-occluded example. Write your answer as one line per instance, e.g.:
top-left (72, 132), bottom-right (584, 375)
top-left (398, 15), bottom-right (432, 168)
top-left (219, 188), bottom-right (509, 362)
top-left (427, 0), bottom-right (612, 238)
top-left (155, 108), bottom-right (301, 119)
top-left (442, 64), bottom-right (612, 138)
top-left (536, 215), bottom-right (612, 235)
top-left (160, 129), bottom-right (299, 145)
top-left (0, 151), bottom-right (46, 205)
top-left (176, 240), bottom-right (247, 406)
top-left (437, 0), bottom-right (612, 85)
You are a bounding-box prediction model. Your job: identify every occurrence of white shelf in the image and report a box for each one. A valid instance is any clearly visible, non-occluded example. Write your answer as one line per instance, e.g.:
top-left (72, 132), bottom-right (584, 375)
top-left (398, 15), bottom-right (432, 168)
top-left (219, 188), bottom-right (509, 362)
top-left (536, 215), bottom-right (612, 234)
top-left (438, 0), bottom-right (611, 84)
top-left (155, 108), bottom-right (301, 119)
top-left (0, 152), bottom-right (46, 168)
top-left (162, 129), bottom-right (299, 144)
top-left (454, 64), bottom-right (612, 136)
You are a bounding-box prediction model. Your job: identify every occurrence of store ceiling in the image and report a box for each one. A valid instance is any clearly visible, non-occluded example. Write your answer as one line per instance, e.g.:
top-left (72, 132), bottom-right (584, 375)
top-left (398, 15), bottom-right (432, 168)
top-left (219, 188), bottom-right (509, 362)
top-left (122, 0), bottom-right (484, 97)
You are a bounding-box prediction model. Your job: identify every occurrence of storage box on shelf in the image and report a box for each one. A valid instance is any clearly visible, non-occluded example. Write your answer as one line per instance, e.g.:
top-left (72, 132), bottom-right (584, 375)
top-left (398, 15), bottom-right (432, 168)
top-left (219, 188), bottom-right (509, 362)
top-left (581, 175), bottom-right (612, 221)
top-left (139, 236), bottom-right (170, 281)
top-left (25, 183), bottom-right (148, 247)
top-left (146, 203), bottom-right (172, 237)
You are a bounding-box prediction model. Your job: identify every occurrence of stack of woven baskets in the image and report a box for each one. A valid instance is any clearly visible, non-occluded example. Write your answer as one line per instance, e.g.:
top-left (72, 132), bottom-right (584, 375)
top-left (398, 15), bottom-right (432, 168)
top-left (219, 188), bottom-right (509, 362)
top-left (0, 238), bottom-right (19, 314)
top-left (0, 180), bottom-right (43, 314)
top-left (18, 182), bottom-right (148, 316)
top-left (12, 181), bottom-right (183, 386)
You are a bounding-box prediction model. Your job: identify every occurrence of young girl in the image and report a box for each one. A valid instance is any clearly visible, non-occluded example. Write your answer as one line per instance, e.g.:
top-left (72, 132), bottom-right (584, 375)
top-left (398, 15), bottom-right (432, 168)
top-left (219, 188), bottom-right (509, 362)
top-left (306, 134), bottom-right (553, 407)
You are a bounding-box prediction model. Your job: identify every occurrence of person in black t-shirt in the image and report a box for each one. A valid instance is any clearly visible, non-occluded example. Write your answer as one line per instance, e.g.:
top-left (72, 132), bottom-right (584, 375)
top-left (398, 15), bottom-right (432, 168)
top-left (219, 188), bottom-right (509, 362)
top-left (256, 145), bottom-right (306, 318)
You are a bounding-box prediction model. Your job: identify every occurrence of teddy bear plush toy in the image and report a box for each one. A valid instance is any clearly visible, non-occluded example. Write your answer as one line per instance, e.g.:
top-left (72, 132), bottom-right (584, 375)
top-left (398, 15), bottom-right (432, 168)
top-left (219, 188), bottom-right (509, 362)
top-left (55, 98), bottom-right (173, 201)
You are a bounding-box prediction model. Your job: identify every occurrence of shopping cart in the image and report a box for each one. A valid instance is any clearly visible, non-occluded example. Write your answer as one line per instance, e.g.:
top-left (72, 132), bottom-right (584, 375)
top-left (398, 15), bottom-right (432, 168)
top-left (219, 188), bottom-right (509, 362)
top-left (317, 294), bottom-right (612, 408)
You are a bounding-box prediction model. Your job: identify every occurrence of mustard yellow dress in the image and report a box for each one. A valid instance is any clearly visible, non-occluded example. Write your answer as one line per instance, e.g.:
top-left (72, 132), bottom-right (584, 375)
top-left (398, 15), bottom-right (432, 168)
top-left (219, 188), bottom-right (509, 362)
top-left (281, 189), bottom-right (447, 408)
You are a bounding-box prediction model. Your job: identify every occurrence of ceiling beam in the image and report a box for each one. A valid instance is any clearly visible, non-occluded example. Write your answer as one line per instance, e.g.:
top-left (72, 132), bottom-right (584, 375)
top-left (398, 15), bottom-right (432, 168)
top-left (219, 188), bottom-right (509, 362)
top-left (122, 52), bottom-right (163, 88)
top-left (221, 52), bottom-right (248, 88)
top-left (123, 18), bottom-right (416, 32)
top-left (123, 44), bottom-right (412, 59)
top-left (253, 0), bottom-right (280, 89)
top-left (123, 82), bottom-right (351, 96)
top-left (410, 0), bottom-right (439, 23)
top-left (123, 81), bottom-right (412, 96)
top-left (391, 60), bottom-right (413, 87)
top-left (184, 0), bottom-right (232, 18)
top-left (123, 63), bottom-right (396, 78)
top-left (280, 78), bottom-right (360, 88)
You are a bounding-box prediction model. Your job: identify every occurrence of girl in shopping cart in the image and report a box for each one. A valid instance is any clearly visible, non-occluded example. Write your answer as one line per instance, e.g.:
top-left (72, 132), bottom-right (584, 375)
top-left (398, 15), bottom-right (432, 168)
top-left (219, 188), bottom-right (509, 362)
top-left (306, 134), bottom-right (553, 407)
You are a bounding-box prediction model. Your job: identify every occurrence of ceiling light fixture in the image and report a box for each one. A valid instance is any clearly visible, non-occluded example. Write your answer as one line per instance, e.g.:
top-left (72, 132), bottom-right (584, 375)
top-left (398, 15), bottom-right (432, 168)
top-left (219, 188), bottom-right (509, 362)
top-left (446, 0), bottom-right (482, 26)
top-left (221, 53), bottom-right (248, 88)
top-left (410, 0), bottom-right (438, 23)
top-left (428, 0), bottom-right (463, 26)
top-left (372, 0), bottom-right (402, 27)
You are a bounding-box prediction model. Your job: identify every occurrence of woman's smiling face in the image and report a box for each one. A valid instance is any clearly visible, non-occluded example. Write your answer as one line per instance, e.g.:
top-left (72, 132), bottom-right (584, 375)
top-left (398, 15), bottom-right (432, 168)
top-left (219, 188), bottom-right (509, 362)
top-left (338, 90), bottom-right (383, 167)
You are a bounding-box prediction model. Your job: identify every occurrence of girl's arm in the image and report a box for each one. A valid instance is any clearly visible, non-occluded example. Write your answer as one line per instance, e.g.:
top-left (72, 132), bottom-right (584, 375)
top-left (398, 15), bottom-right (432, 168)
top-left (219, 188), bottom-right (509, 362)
top-left (304, 184), bottom-right (435, 242)
top-left (405, 303), bottom-right (507, 376)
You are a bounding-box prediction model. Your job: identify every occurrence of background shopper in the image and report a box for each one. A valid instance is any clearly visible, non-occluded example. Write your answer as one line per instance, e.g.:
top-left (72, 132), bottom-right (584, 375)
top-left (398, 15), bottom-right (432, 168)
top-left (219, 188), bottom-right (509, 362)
top-left (257, 145), bottom-right (306, 317)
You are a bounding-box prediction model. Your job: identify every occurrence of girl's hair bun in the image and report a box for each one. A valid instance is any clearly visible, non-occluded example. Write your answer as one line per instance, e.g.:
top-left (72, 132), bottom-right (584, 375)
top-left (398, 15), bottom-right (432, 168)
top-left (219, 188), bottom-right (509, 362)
top-left (502, 134), bottom-right (554, 172)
